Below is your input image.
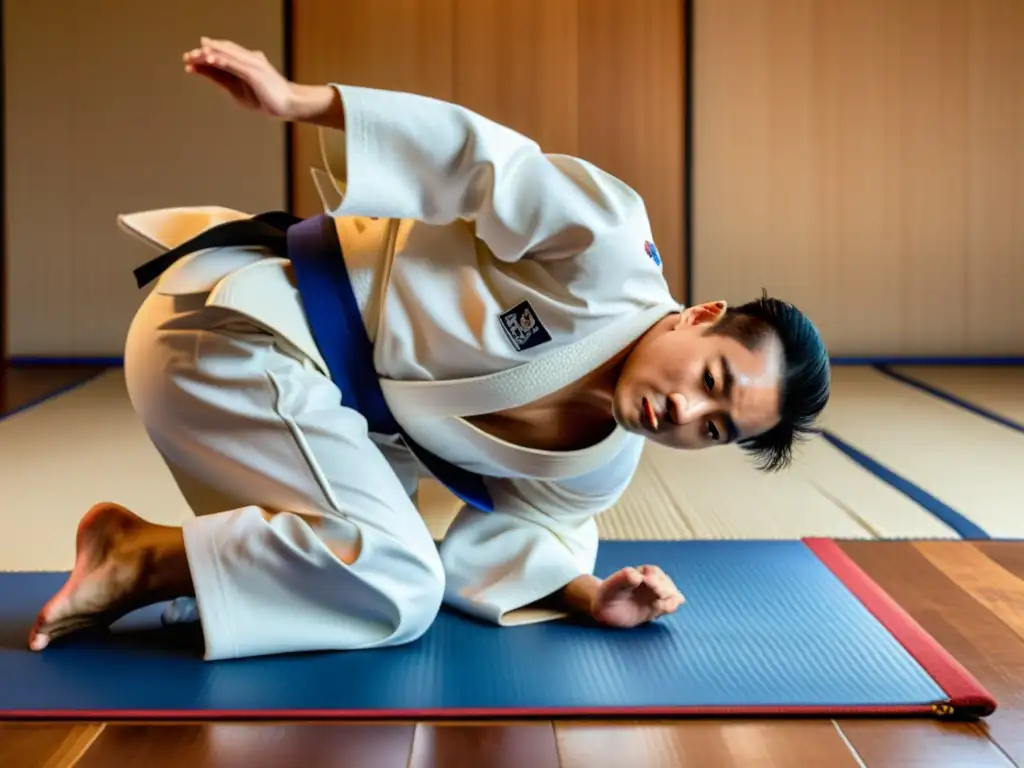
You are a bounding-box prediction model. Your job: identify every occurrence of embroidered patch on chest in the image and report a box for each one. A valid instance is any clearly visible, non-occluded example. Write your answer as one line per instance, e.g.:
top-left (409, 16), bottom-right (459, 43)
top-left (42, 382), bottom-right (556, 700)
top-left (499, 300), bottom-right (552, 352)
top-left (645, 240), bottom-right (662, 267)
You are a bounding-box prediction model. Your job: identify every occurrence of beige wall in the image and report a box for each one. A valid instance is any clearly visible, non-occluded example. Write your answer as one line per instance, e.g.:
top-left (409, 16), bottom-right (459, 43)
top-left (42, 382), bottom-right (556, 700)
top-left (3, 0), bottom-right (286, 357)
top-left (692, 0), bottom-right (1024, 357)
top-left (291, 0), bottom-right (687, 301)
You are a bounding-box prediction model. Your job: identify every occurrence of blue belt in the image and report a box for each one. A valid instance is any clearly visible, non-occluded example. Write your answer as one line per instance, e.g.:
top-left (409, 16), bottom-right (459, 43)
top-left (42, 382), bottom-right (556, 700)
top-left (133, 212), bottom-right (494, 513)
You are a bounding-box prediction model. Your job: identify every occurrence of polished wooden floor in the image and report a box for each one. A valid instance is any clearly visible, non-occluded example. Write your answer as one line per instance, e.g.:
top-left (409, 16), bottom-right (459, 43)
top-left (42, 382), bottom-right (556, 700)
top-left (1, 366), bottom-right (1023, 767)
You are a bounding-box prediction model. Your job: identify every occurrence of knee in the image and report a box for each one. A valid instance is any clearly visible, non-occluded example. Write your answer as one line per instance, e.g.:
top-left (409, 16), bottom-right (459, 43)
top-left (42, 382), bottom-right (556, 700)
top-left (391, 553), bottom-right (446, 644)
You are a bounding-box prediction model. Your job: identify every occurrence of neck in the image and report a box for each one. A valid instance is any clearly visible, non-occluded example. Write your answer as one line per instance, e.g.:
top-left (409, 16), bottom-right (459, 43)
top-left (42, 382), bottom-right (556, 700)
top-left (573, 345), bottom-right (633, 417)
top-left (574, 311), bottom-right (678, 417)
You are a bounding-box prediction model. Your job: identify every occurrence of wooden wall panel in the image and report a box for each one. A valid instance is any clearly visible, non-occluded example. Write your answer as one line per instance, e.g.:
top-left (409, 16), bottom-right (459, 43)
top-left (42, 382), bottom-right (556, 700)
top-left (452, 0), bottom-right (580, 156)
top-left (290, 0), bottom-right (687, 300)
top-left (3, 0), bottom-right (286, 357)
top-left (290, 0), bottom-right (456, 219)
top-left (692, 0), bottom-right (1024, 357)
top-left (965, 0), bottom-right (1024, 354)
top-left (577, 0), bottom-right (686, 304)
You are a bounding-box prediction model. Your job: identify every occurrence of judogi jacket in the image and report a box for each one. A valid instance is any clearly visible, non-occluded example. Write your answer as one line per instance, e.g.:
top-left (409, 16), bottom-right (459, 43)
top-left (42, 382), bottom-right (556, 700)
top-left (120, 84), bottom-right (681, 626)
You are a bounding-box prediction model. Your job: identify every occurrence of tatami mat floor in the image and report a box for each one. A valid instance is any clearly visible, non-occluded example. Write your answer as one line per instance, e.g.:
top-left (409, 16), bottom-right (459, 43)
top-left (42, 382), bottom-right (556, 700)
top-left (0, 365), bottom-right (1020, 571)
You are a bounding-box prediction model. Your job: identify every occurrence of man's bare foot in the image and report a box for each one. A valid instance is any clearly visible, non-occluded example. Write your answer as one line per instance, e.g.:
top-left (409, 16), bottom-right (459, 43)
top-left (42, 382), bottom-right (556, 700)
top-left (29, 502), bottom-right (192, 651)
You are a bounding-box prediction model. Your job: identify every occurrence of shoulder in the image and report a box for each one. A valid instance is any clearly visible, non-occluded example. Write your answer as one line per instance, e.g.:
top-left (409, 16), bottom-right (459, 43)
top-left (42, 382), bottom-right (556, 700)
top-left (536, 155), bottom-right (653, 248)
top-left (541, 156), bottom-right (664, 270)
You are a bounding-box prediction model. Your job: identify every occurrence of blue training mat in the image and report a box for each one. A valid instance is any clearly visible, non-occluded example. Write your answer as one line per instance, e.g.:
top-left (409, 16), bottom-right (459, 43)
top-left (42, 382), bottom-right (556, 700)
top-left (0, 541), bottom-right (995, 719)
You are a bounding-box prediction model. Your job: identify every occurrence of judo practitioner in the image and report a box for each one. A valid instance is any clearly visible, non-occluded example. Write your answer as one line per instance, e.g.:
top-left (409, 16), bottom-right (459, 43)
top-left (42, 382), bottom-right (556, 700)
top-left (29, 39), bottom-right (830, 660)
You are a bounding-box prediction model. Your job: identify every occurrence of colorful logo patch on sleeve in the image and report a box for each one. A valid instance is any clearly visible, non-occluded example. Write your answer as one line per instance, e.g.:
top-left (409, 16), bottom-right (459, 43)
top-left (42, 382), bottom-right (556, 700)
top-left (645, 240), bottom-right (662, 267)
top-left (499, 300), bottom-right (552, 352)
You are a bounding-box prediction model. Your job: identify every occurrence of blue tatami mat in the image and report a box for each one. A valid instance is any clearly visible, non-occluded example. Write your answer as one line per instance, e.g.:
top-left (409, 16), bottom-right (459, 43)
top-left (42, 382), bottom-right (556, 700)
top-left (0, 541), bottom-right (966, 718)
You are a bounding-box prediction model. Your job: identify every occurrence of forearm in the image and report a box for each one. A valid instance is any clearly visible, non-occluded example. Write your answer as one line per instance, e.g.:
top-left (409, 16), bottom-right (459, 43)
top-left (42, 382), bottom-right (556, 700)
top-left (286, 84), bottom-right (345, 129)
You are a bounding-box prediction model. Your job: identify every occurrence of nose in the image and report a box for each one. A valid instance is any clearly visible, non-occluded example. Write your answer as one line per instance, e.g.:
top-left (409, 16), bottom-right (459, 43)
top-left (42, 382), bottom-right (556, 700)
top-left (667, 392), bottom-right (713, 424)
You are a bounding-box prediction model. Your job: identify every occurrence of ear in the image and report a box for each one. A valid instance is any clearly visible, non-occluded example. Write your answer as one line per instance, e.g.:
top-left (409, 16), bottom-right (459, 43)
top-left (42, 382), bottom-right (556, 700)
top-left (678, 300), bottom-right (728, 328)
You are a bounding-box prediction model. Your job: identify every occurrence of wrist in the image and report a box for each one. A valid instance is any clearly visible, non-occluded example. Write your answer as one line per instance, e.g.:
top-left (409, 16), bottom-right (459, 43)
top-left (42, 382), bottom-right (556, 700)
top-left (285, 83), bottom-right (344, 127)
top-left (561, 574), bottom-right (601, 616)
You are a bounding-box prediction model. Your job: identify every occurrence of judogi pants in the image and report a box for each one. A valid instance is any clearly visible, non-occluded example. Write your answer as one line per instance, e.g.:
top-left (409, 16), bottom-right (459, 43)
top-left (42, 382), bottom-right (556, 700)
top-left (124, 286), bottom-right (445, 661)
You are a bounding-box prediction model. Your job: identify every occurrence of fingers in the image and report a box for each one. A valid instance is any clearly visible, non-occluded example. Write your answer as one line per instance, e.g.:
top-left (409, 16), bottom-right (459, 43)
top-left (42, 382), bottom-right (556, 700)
top-left (640, 564), bottom-right (684, 602)
top-left (601, 566), bottom-right (645, 595)
top-left (183, 55), bottom-right (252, 106)
top-left (201, 37), bottom-right (259, 61)
top-left (185, 62), bottom-right (245, 95)
top-left (184, 45), bottom-right (257, 81)
top-left (638, 565), bottom-right (685, 619)
top-left (654, 593), bottom-right (685, 615)
top-left (194, 38), bottom-right (271, 71)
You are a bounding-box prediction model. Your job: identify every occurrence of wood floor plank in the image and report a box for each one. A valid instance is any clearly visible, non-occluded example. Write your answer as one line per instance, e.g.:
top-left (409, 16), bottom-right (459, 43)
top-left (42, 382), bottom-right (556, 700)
top-left (0, 723), bottom-right (105, 768)
top-left (555, 721), bottom-right (860, 768)
top-left (74, 723), bottom-right (415, 768)
top-left (915, 542), bottom-right (1024, 643)
top-left (837, 541), bottom-right (1024, 765)
top-left (836, 721), bottom-right (1014, 767)
top-left (976, 542), bottom-right (1024, 584)
top-left (409, 724), bottom-right (560, 768)
top-left (0, 366), bottom-right (104, 416)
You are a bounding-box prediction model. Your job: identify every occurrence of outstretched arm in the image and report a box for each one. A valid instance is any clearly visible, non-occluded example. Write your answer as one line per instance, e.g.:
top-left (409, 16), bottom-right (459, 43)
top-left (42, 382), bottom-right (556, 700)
top-left (184, 38), bottom-right (651, 264)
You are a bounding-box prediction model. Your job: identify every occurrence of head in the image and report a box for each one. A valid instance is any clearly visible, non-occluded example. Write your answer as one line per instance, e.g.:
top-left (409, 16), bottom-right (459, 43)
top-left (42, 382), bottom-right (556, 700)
top-left (613, 291), bottom-right (830, 471)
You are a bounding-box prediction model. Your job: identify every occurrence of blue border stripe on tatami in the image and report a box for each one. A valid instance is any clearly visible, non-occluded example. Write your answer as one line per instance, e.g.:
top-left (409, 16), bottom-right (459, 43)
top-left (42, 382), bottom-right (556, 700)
top-left (0, 371), bottom-right (106, 423)
top-left (875, 365), bottom-right (1024, 437)
top-left (817, 430), bottom-right (990, 540)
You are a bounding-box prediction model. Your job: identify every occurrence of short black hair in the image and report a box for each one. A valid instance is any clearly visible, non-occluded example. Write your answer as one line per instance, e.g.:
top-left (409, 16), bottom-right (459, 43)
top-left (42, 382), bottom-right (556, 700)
top-left (705, 290), bottom-right (830, 472)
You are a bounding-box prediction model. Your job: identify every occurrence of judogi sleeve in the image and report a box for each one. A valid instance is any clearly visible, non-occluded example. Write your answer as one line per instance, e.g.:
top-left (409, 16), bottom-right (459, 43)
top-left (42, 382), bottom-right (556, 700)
top-left (437, 436), bottom-right (646, 625)
top-left (318, 84), bottom-right (643, 262)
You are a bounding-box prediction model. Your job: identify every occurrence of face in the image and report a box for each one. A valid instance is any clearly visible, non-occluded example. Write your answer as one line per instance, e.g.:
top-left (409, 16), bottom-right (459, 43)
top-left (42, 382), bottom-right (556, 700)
top-left (613, 302), bottom-right (783, 450)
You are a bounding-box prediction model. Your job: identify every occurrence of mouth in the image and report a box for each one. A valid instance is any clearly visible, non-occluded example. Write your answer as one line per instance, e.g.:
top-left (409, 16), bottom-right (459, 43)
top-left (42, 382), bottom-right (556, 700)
top-left (641, 397), bottom-right (661, 432)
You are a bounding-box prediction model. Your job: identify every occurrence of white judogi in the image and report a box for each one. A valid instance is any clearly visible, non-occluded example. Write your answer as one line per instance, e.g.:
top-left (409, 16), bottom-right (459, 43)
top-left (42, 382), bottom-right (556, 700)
top-left (121, 84), bottom-right (680, 660)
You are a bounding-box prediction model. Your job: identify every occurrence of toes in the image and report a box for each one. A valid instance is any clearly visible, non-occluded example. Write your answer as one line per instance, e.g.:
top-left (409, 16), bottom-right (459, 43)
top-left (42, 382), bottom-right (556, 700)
top-left (28, 626), bottom-right (50, 651)
top-left (28, 572), bottom-right (88, 650)
top-left (30, 609), bottom-right (109, 650)
top-left (29, 601), bottom-right (70, 650)
top-left (34, 592), bottom-right (71, 631)
top-left (29, 603), bottom-right (66, 650)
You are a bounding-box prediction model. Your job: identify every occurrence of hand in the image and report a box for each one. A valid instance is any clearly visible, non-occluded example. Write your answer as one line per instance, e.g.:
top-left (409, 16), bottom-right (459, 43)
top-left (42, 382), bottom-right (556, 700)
top-left (589, 565), bottom-right (685, 628)
top-left (183, 37), bottom-right (303, 119)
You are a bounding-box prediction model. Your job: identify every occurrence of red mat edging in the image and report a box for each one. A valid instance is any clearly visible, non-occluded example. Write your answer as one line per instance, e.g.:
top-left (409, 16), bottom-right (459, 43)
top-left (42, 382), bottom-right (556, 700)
top-left (0, 702), bottom-right (940, 721)
top-left (804, 538), bottom-right (997, 718)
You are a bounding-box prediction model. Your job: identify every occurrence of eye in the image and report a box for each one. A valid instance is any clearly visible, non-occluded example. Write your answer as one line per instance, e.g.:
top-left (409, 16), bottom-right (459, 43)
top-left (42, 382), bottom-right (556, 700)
top-left (706, 421), bottom-right (720, 441)
top-left (703, 369), bottom-right (715, 392)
